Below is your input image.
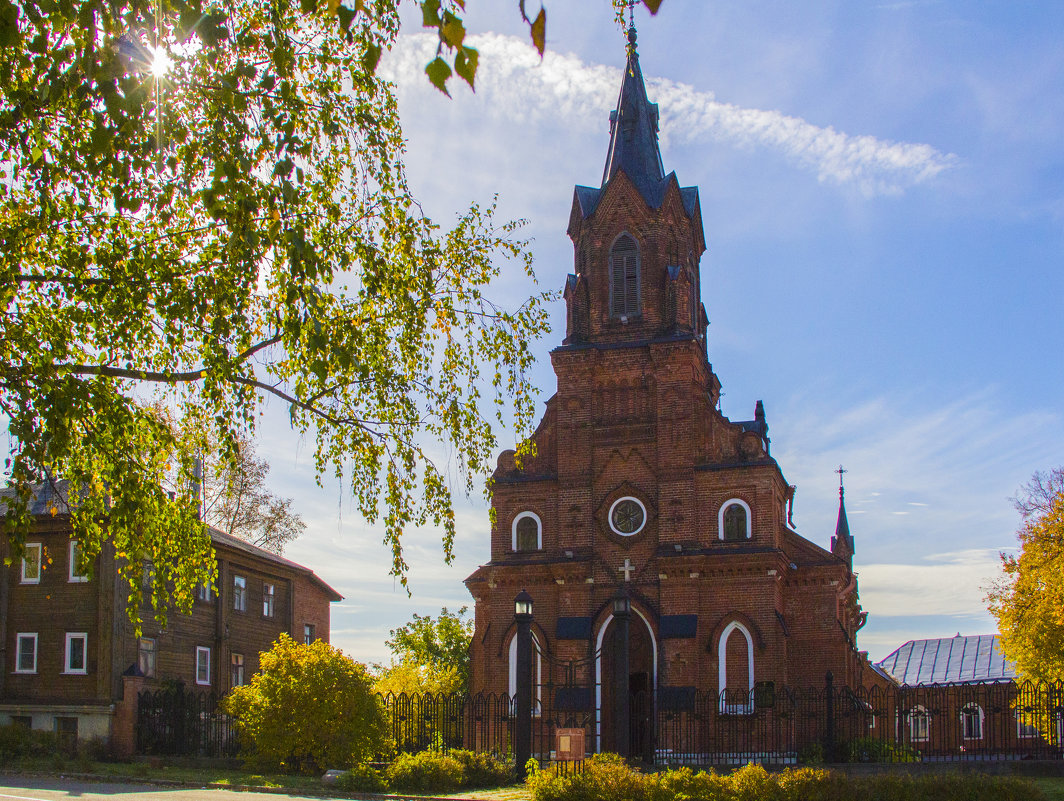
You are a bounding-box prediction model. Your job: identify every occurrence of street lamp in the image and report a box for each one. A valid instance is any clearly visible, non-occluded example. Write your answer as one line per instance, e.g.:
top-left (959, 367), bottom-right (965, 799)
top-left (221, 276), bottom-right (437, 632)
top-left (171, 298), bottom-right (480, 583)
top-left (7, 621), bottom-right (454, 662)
top-left (515, 589), bottom-right (534, 619)
top-left (514, 589), bottom-right (534, 778)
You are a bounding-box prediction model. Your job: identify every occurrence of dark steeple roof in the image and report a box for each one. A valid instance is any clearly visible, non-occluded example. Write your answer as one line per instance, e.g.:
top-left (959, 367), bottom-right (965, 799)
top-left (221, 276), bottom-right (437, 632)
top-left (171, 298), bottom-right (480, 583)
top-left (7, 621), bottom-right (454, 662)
top-left (601, 24), bottom-right (666, 203)
top-left (832, 466), bottom-right (855, 556)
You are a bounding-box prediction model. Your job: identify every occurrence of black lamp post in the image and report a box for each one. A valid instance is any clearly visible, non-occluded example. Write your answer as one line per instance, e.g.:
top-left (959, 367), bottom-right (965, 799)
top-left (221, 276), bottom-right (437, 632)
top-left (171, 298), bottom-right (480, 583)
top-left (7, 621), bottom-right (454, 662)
top-left (514, 589), bottom-right (534, 779)
top-left (612, 589), bottom-right (631, 758)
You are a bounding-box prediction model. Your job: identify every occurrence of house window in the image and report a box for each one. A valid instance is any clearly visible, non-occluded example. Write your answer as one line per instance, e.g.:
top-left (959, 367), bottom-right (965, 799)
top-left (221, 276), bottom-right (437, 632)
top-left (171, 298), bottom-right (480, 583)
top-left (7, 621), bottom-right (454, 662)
top-left (21, 543), bottom-right (42, 584)
top-left (233, 575), bottom-right (246, 612)
top-left (197, 581), bottom-right (213, 602)
top-left (195, 646), bottom-right (211, 685)
top-left (961, 703), bottom-right (983, 740)
top-left (138, 638), bottom-right (156, 678)
top-left (10, 716), bottom-right (31, 729)
top-left (908, 705), bottom-right (930, 742)
top-left (304, 624), bottom-right (316, 645)
top-left (512, 512), bottom-right (542, 551)
top-left (68, 540), bottom-right (89, 582)
top-left (15, 633), bottom-right (38, 674)
top-left (231, 653), bottom-right (245, 687)
top-left (609, 234), bottom-right (640, 318)
top-left (718, 499), bottom-right (752, 541)
top-left (1017, 714), bottom-right (1040, 739)
top-left (263, 583), bottom-right (275, 617)
top-left (64, 633), bottom-right (88, 674)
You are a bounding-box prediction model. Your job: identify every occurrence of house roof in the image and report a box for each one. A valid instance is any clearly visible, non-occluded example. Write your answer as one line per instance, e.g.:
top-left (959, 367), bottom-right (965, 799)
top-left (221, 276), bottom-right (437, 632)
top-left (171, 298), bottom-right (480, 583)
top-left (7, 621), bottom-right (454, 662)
top-left (2, 480), bottom-right (341, 602)
top-left (876, 634), bottom-right (1017, 686)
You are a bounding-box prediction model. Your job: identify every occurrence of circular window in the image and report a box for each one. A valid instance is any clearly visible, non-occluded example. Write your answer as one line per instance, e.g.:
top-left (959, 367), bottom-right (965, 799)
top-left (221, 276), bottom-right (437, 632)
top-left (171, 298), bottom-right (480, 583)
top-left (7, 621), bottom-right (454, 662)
top-left (609, 496), bottom-right (646, 537)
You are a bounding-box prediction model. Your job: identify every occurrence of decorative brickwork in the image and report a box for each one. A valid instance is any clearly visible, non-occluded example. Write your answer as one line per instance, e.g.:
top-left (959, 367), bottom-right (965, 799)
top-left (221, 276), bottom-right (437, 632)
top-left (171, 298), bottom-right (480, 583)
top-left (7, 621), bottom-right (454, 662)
top-left (465, 32), bottom-right (880, 755)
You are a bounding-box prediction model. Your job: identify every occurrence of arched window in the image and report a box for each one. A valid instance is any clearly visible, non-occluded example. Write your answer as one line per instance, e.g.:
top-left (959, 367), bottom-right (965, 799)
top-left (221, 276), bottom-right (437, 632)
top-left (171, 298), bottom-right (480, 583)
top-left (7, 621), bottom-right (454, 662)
top-left (508, 632), bottom-right (542, 715)
top-left (961, 703), bottom-right (984, 740)
top-left (718, 621), bottom-right (754, 714)
top-left (908, 705), bottom-right (930, 742)
top-left (609, 234), bottom-right (640, 319)
top-left (718, 499), bottom-right (751, 541)
top-left (511, 512), bottom-right (541, 551)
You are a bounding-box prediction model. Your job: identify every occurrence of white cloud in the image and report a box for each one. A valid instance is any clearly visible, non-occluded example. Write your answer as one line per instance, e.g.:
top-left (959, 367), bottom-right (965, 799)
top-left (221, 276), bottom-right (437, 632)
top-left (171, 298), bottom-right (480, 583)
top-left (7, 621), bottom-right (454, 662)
top-left (381, 33), bottom-right (957, 197)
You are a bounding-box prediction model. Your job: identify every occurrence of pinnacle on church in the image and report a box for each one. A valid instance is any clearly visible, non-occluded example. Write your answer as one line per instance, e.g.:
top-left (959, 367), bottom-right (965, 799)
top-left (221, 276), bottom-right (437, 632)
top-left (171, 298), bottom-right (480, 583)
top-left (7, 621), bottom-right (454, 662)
top-left (601, 19), bottom-right (666, 203)
top-left (833, 465), bottom-right (855, 557)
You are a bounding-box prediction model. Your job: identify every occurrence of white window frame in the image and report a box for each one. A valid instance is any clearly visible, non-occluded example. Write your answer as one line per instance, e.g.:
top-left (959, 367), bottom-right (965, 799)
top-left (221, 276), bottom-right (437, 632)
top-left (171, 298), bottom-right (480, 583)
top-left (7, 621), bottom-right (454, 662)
top-left (233, 575), bottom-right (246, 612)
top-left (63, 632), bottom-right (88, 675)
top-left (718, 621), bottom-right (755, 714)
top-left (262, 583), bottom-right (275, 617)
top-left (15, 633), bottom-right (38, 674)
top-left (908, 704), bottom-right (930, 742)
top-left (508, 632), bottom-right (543, 716)
top-left (21, 543), bottom-right (42, 584)
top-left (961, 703), bottom-right (984, 740)
top-left (195, 646), bottom-right (211, 685)
top-left (68, 540), bottom-right (89, 583)
top-left (197, 581), bottom-right (213, 602)
top-left (718, 499), bottom-right (752, 540)
top-left (138, 637), bottom-right (156, 678)
top-left (511, 511), bottom-right (543, 551)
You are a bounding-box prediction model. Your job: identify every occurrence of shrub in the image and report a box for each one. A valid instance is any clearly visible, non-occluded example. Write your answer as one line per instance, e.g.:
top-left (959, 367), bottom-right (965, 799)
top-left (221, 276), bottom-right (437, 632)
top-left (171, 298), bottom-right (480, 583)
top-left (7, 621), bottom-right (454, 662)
top-left (838, 736), bottom-right (919, 763)
top-left (0, 724), bottom-right (60, 760)
top-left (385, 751), bottom-right (464, 794)
top-left (526, 753), bottom-right (657, 801)
top-left (337, 763), bottom-right (387, 793)
top-left (222, 634), bottom-right (387, 774)
top-left (449, 748), bottom-right (513, 788)
top-left (526, 757), bottom-right (1046, 801)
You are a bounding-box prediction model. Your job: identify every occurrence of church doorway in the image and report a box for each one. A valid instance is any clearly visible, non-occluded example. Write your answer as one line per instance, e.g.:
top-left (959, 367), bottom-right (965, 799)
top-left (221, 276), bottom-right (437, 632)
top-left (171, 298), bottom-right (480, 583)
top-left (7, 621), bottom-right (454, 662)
top-left (598, 611), bottom-right (656, 761)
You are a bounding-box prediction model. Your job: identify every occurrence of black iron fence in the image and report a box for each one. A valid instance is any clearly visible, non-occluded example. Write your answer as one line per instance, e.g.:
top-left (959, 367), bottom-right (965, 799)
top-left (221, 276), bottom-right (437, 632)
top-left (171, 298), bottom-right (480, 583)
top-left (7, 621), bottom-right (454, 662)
top-left (136, 683), bottom-right (237, 757)
top-left (136, 678), bottom-right (1064, 764)
top-left (377, 678), bottom-right (1064, 766)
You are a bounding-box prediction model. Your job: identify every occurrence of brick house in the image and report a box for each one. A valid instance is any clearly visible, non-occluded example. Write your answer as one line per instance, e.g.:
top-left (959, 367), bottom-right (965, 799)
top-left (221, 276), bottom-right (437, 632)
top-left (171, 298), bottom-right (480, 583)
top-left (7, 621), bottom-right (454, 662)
top-left (0, 481), bottom-right (340, 751)
top-left (869, 634), bottom-right (1061, 757)
top-left (464, 30), bottom-right (880, 755)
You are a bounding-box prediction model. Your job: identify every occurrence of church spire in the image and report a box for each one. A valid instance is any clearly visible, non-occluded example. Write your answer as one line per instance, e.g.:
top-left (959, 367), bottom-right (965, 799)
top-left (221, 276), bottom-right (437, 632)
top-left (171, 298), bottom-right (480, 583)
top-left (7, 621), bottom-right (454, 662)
top-left (832, 465), bottom-right (855, 562)
top-left (601, 18), bottom-right (666, 202)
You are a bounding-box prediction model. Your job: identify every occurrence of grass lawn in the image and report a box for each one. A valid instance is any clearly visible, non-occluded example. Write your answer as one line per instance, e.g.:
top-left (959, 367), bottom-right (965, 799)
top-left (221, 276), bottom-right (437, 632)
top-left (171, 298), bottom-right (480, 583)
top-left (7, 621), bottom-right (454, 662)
top-left (1031, 777), bottom-right (1064, 801)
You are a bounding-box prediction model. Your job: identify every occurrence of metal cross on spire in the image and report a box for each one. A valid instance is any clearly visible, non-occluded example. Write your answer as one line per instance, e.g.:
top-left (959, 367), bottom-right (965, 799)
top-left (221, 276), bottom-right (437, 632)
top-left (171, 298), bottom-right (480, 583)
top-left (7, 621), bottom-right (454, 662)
top-left (626, 0), bottom-right (638, 53)
top-left (836, 464), bottom-right (847, 498)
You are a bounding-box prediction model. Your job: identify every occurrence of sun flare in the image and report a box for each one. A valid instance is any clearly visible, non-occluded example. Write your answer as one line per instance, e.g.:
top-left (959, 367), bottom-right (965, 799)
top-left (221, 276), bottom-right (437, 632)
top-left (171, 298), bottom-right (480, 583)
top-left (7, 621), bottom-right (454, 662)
top-left (150, 46), bottom-right (172, 78)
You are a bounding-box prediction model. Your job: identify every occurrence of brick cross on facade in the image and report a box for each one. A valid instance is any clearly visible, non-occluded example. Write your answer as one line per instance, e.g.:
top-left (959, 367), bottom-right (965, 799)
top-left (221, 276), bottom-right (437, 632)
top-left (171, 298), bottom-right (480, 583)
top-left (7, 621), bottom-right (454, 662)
top-left (619, 558), bottom-right (635, 582)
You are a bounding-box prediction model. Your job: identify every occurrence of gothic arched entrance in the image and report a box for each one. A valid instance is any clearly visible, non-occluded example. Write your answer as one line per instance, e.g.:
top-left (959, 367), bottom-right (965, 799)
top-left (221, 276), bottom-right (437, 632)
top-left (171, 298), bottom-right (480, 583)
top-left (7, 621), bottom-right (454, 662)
top-left (597, 611), bottom-right (656, 761)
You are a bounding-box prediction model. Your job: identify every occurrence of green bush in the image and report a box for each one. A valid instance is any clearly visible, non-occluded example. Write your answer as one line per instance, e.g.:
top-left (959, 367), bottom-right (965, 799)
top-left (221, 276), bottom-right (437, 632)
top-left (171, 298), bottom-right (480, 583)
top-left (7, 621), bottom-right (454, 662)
top-left (0, 724), bottom-right (60, 760)
top-left (838, 736), bottom-right (919, 764)
top-left (448, 749), bottom-right (513, 788)
top-left (223, 634), bottom-right (387, 774)
top-left (337, 763), bottom-right (387, 793)
top-left (526, 756), bottom-right (1046, 801)
top-left (385, 751), bottom-right (465, 794)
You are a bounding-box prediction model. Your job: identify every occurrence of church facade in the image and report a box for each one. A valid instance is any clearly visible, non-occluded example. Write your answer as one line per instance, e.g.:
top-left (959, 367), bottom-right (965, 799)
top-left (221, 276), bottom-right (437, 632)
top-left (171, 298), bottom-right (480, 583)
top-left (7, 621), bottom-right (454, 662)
top-left (464, 30), bottom-right (876, 756)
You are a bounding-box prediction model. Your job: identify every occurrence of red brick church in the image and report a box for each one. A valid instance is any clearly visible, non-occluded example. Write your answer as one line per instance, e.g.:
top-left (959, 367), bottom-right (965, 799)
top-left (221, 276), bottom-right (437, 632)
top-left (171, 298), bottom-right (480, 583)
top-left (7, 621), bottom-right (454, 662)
top-left (464, 28), bottom-right (877, 756)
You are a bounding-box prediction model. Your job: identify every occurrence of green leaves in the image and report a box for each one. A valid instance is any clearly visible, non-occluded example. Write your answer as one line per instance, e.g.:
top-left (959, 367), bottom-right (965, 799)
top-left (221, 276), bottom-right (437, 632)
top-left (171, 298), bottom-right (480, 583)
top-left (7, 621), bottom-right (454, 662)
top-left (1, 0), bottom-right (551, 623)
top-left (425, 56), bottom-right (452, 96)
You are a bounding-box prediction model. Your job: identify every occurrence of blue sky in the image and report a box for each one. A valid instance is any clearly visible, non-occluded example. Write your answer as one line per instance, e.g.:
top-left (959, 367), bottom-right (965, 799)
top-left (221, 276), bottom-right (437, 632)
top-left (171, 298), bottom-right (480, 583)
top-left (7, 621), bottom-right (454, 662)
top-left (263, 0), bottom-right (1064, 667)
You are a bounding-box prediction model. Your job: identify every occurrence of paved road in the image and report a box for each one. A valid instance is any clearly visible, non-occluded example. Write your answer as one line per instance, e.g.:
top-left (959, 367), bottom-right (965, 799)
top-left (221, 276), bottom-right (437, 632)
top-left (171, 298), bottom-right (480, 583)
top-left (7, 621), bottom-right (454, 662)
top-left (0, 776), bottom-right (345, 801)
